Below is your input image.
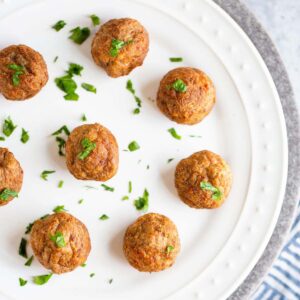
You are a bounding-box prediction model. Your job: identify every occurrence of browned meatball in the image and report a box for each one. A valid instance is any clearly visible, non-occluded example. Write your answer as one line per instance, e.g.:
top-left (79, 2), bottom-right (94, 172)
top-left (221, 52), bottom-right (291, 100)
top-left (0, 148), bottom-right (23, 206)
top-left (30, 212), bottom-right (91, 274)
top-left (123, 213), bottom-right (180, 272)
top-left (0, 45), bottom-right (48, 100)
top-left (91, 18), bottom-right (149, 78)
top-left (65, 123), bottom-right (119, 181)
top-left (175, 150), bottom-right (232, 209)
top-left (157, 67), bottom-right (216, 125)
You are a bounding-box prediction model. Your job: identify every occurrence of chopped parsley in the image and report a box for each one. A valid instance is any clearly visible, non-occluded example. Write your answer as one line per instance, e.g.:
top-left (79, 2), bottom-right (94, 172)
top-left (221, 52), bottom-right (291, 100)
top-left (55, 74), bottom-right (78, 101)
top-left (21, 128), bottom-right (29, 144)
top-left (78, 199), bottom-right (84, 204)
top-left (169, 57), bottom-right (183, 62)
top-left (101, 184), bottom-right (114, 192)
top-left (81, 263), bottom-right (87, 267)
top-left (53, 205), bottom-right (67, 213)
top-left (128, 141), bottom-right (140, 152)
top-left (122, 196), bottom-right (129, 201)
top-left (81, 83), bottom-right (97, 93)
top-left (0, 136), bottom-right (5, 141)
top-left (52, 20), bottom-right (66, 31)
top-left (25, 255), bottom-right (34, 267)
top-left (168, 128), bottom-right (182, 140)
top-left (134, 189), bottom-right (149, 212)
top-left (50, 232), bottom-right (66, 248)
top-left (0, 188), bottom-right (18, 201)
top-left (108, 278), bottom-right (113, 284)
top-left (19, 278), bottom-right (27, 286)
top-left (81, 114), bottom-right (87, 122)
top-left (33, 274), bottom-right (53, 285)
top-left (128, 181), bottom-right (132, 193)
top-left (200, 181), bottom-right (222, 200)
top-left (67, 63), bottom-right (84, 76)
top-left (99, 214), bottom-right (109, 221)
top-left (58, 180), bottom-right (64, 188)
top-left (8, 64), bottom-right (25, 86)
top-left (52, 125), bottom-right (70, 156)
top-left (18, 238), bottom-right (27, 259)
top-left (168, 79), bottom-right (187, 93)
top-left (110, 39), bottom-right (132, 57)
top-left (166, 245), bottom-right (174, 254)
top-left (167, 158), bottom-right (174, 163)
top-left (78, 138), bottom-right (96, 160)
top-left (3, 117), bottom-right (17, 137)
top-left (40, 170), bottom-right (56, 181)
top-left (52, 125), bottom-right (70, 136)
top-left (126, 80), bottom-right (142, 114)
top-left (69, 27), bottom-right (91, 44)
top-left (54, 56), bottom-right (59, 63)
top-left (90, 14), bottom-right (100, 26)
top-left (25, 222), bottom-right (33, 234)
top-left (90, 273), bottom-right (95, 278)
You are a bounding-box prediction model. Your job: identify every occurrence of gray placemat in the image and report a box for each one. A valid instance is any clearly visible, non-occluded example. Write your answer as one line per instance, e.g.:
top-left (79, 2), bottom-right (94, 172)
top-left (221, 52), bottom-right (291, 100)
top-left (211, 0), bottom-right (300, 299)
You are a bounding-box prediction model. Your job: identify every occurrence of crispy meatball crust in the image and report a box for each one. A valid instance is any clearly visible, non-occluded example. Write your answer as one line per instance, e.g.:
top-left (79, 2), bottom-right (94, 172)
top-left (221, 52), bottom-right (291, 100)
top-left (65, 123), bottom-right (119, 181)
top-left (175, 150), bottom-right (232, 209)
top-left (157, 67), bottom-right (216, 125)
top-left (0, 44), bottom-right (48, 100)
top-left (0, 148), bottom-right (23, 206)
top-left (30, 212), bottom-right (91, 274)
top-left (91, 18), bottom-right (149, 78)
top-left (123, 213), bottom-right (180, 272)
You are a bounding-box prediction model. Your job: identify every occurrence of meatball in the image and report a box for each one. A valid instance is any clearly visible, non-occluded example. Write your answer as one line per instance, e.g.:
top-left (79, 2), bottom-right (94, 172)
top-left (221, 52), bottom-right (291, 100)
top-left (175, 150), bottom-right (232, 209)
top-left (157, 67), bottom-right (216, 125)
top-left (30, 212), bottom-right (91, 274)
top-left (0, 44), bottom-right (48, 100)
top-left (0, 148), bottom-right (23, 206)
top-left (123, 213), bottom-right (180, 272)
top-left (91, 18), bottom-right (149, 78)
top-left (65, 123), bottom-right (119, 181)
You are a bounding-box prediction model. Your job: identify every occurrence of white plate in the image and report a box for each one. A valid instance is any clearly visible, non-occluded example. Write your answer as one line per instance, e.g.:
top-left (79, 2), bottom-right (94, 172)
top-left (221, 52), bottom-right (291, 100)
top-left (0, 0), bottom-right (288, 299)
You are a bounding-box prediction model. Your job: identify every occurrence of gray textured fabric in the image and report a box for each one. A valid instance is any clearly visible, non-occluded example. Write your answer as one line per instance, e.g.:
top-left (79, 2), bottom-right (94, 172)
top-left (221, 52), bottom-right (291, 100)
top-left (211, 0), bottom-right (300, 299)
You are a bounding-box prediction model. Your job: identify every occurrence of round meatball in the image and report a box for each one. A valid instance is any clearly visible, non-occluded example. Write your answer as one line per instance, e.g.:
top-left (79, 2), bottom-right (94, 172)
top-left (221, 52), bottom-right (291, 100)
top-left (0, 148), bottom-right (23, 206)
top-left (0, 44), bottom-right (48, 100)
top-left (30, 212), bottom-right (91, 274)
top-left (123, 213), bottom-right (180, 272)
top-left (91, 18), bottom-right (149, 78)
top-left (175, 150), bottom-right (232, 209)
top-left (65, 123), bottom-right (119, 181)
top-left (157, 67), bottom-right (216, 125)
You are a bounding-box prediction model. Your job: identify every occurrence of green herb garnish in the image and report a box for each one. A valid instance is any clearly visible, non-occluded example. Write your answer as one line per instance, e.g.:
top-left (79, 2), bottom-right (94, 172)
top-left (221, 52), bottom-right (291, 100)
top-left (81, 83), bottom-right (97, 93)
top-left (19, 278), bottom-right (27, 286)
top-left (81, 263), bottom-right (87, 267)
top-left (90, 14), bottom-right (100, 26)
top-left (52, 125), bottom-right (70, 136)
top-left (58, 180), bottom-right (64, 188)
top-left (0, 136), bottom-right (5, 141)
top-left (134, 189), bottom-right (149, 212)
top-left (78, 138), bottom-right (96, 160)
top-left (128, 141), bottom-right (140, 152)
top-left (122, 196), bottom-right (129, 201)
top-left (110, 39), bottom-right (132, 57)
top-left (126, 80), bottom-right (142, 114)
top-left (167, 158), bottom-right (174, 163)
top-left (128, 181), bottom-right (132, 193)
top-left (78, 199), bottom-right (84, 204)
top-left (169, 57), bottom-right (183, 62)
top-left (50, 232), bottom-right (66, 248)
top-left (25, 255), bottom-right (34, 267)
top-left (168, 128), bottom-right (181, 140)
top-left (52, 125), bottom-right (70, 156)
top-left (90, 273), bottom-right (95, 278)
top-left (69, 27), bottom-right (91, 44)
top-left (54, 56), bottom-right (59, 63)
top-left (200, 182), bottom-right (222, 200)
top-left (18, 238), bottom-right (27, 259)
top-left (108, 278), bottom-right (113, 284)
top-left (53, 205), bottom-right (67, 213)
top-left (101, 184), bottom-right (114, 192)
top-left (21, 128), bottom-right (29, 144)
top-left (67, 63), bottom-right (84, 76)
top-left (52, 20), bottom-right (66, 31)
top-left (3, 117), bottom-right (17, 137)
top-left (8, 64), bottom-right (25, 86)
top-left (166, 245), bottom-right (174, 254)
top-left (25, 222), bottom-right (33, 234)
top-left (168, 79), bottom-right (187, 93)
top-left (55, 74), bottom-right (79, 101)
top-left (0, 188), bottom-right (18, 201)
top-left (40, 170), bottom-right (55, 181)
top-left (99, 214), bottom-right (109, 221)
top-left (33, 274), bottom-right (53, 285)
top-left (81, 114), bottom-right (87, 122)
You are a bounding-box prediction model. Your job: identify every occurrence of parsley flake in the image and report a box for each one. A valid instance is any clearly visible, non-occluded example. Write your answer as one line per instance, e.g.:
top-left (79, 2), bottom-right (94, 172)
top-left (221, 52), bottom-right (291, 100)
top-left (3, 117), bottom-right (17, 137)
top-left (52, 20), bottom-right (66, 31)
top-left (81, 114), bottom-right (87, 122)
top-left (58, 180), bottom-right (64, 188)
top-left (33, 274), bottom-right (53, 285)
top-left (18, 238), bottom-right (27, 259)
top-left (134, 189), bottom-right (149, 212)
top-left (8, 64), bottom-right (25, 86)
top-left (40, 170), bottom-right (55, 181)
top-left (50, 232), bottom-right (66, 248)
top-left (52, 125), bottom-right (70, 156)
top-left (25, 255), bottom-right (34, 267)
top-left (52, 125), bottom-right (70, 136)
top-left (69, 27), bottom-right (91, 44)
top-left (128, 181), bottom-right (132, 193)
top-left (200, 182), bottom-right (222, 200)
top-left (21, 128), bottom-right (29, 144)
top-left (90, 273), bottom-right (95, 278)
top-left (169, 57), bottom-right (183, 62)
top-left (167, 158), bottom-right (174, 163)
top-left (78, 138), bottom-right (96, 160)
top-left (101, 184), bottom-right (114, 192)
top-left (122, 196), bottom-right (129, 201)
top-left (78, 199), bottom-right (84, 204)
top-left (0, 188), bottom-right (18, 201)
top-left (108, 278), bottom-right (113, 284)
top-left (0, 136), bottom-right (5, 141)
top-left (99, 214), bottom-right (109, 221)
top-left (126, 80), bottom-right (142, 114)
top-left (168, 79), bottom-right (187, 93)
top-left (19, 278), bottom-right (27, 287)
top-left (81, 83), bottom-right (97, 93)
top-left (168, 128), bottom-right (182, 140)
top-left (55, 74), bottom-right (79, 101)
top-left (128, 141), bottom-right (140, 152)
top-left (166, 245), bottom-right (174, 254)
top-left (110, 39), bottom-right (132, 57)
top-left (67, 63), bottom-right (84, 77)
top-left (53, 205), bottom-right (67, 213)
top-left (90, 14), bottom-right (100, 26)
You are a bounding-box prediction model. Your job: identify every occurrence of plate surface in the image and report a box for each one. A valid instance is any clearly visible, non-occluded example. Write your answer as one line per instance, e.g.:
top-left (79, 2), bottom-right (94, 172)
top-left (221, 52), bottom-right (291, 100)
top-left (0, 0), bottom-right (288, 299)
